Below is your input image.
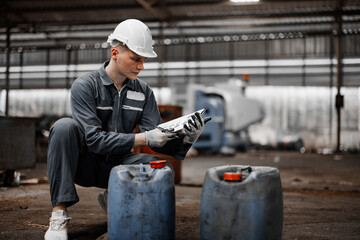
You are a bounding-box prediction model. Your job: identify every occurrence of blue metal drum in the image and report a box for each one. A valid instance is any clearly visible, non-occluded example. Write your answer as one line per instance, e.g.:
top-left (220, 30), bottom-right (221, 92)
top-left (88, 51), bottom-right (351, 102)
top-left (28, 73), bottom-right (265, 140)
top-left (200, 165), bottom-right (283, 240)
top-left (108, 163), bottom-right (175, 240)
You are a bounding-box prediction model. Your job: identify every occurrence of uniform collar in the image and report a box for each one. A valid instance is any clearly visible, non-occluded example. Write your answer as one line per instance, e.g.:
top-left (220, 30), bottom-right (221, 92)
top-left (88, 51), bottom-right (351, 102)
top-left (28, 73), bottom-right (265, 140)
top-left (100, 61), bottom-right (135, 90)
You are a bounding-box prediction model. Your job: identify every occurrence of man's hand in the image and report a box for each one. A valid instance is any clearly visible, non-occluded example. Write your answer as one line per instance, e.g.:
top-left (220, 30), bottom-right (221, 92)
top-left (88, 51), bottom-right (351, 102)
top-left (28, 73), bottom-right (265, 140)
top-left (183, 112), bottom-right (204, 144)
top-left (145, 128), bottom-right (177, 148)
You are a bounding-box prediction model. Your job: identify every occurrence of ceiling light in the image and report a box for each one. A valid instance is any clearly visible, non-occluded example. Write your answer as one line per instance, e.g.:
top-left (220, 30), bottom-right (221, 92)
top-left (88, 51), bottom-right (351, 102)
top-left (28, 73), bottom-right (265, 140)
top-left (230, 0), bottom-right (259, 3)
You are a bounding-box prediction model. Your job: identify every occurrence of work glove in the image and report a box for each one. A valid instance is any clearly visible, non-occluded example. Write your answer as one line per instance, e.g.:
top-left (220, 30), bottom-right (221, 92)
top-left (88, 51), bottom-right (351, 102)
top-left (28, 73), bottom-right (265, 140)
top-left (145, 128), bottom-right (177, 148)
top-left (183, 112), bottom-right (204, 144)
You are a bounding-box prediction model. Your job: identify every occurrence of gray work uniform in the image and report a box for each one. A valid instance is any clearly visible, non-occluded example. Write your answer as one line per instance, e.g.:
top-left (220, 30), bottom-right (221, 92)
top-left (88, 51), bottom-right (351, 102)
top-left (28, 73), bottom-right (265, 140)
top-left (47, 61), bottom-right (190, 207)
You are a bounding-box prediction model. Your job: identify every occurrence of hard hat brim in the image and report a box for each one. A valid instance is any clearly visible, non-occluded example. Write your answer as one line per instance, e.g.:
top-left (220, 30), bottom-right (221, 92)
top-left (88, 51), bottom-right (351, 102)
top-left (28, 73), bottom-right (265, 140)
top-left (129, 47), bottom-right (157, 58)
top-left (107, 39), bottom-right (157, 58)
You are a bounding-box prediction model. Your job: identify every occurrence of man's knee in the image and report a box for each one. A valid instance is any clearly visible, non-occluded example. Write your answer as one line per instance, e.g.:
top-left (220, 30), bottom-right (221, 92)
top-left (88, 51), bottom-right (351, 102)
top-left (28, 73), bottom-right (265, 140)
top-left (49, 118), bottom-right (82, 141)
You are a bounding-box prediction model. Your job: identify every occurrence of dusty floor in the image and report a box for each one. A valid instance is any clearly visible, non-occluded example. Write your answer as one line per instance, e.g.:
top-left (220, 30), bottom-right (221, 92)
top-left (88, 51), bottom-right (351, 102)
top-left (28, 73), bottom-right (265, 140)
top-left (1, 150), bottom-right (360, 240)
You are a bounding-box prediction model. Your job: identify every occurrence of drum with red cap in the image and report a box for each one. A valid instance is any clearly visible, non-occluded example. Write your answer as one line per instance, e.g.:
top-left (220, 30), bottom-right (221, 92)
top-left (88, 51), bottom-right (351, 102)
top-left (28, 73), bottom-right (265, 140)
top-left (108, 161), bottom-right (175, 240)
top-left (200, 165), bottom-right (283, 240)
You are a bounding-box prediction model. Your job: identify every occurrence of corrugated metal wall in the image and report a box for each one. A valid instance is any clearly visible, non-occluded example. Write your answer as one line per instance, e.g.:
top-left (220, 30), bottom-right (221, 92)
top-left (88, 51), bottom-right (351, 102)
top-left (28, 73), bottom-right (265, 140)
top-left (1, 34), bottom-right (359, 89)
top-left (247, 86), bottom-right (360, 151)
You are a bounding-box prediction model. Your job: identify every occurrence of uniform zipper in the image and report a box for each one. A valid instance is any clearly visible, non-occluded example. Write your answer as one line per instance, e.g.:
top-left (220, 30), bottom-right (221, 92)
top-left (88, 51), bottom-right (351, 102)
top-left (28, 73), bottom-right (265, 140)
top-left (114, 84), bottom-right (125, 133)
top-left (106, 84), bottom-right (125, 163)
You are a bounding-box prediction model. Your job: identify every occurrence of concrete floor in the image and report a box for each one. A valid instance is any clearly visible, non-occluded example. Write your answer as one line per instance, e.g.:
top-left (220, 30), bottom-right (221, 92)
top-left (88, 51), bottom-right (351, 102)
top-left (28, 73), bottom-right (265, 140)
top-left (1, 150), bottom-right (360, 239)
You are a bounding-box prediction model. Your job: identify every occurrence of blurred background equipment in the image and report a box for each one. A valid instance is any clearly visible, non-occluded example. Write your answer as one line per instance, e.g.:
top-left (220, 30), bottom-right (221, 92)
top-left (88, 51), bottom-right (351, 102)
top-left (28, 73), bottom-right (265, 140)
top-left (0, 117), bottom-right (37, 186)
top-left (187, 80), bottom-right (265, 155)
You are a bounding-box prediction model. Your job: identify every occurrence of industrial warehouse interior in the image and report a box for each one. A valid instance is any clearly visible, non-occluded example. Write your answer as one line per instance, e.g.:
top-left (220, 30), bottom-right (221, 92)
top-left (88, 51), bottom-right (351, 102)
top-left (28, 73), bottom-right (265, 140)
top-left (0, 0), bottom-right (360, 239)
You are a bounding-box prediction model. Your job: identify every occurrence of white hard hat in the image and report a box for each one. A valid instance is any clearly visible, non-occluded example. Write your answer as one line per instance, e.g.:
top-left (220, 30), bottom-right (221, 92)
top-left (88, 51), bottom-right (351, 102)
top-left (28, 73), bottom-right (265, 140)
top-left (107, 19), bottom-right (157, 58)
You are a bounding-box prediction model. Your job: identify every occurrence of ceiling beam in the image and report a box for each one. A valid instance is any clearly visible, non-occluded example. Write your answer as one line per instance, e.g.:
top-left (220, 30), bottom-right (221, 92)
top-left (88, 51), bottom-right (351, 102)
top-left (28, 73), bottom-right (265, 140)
top-left (136, 0), bottom-right (173, 22)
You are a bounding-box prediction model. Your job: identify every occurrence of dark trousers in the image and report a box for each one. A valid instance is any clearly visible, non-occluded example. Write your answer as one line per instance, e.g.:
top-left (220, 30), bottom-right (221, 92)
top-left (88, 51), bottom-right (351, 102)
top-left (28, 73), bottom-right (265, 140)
top-left (47, 118), bottom-right (165, 208)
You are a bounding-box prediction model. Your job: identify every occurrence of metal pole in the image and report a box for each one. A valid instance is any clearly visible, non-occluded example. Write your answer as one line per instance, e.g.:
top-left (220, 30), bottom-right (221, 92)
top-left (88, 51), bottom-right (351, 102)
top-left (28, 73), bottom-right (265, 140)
top-left (196, 42), bottom-right (200, 84)
top-left (66, 47), bottom-right (72, 89)
top-left (335, 0), bottom-right (343, 152)
top-left (185, 43), bottom-right (190, 85)
top-left (158, 23), bottom-right (165, 89)
top-left (5, 27), bottom-right (11, 116)
top-left (229, 42), bottom-right (235, 78)
top-left (46, 48), bottom-right (50, 88)
top-left (265, 40), bottom-right (269, 85)
top-left (74, 48), bottom-right (79, 82)
top-left (19, 49), bottom-right (24, 89)
top-left (329, 35), bottom-right (334, 147)
top-left (302, 37), bottom-right (306, 86)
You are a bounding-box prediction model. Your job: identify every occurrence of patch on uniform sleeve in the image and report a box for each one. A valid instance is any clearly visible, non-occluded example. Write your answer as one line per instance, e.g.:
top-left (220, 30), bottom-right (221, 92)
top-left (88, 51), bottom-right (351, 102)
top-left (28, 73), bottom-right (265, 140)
top-left (126, 90), bottom-right (145, 101)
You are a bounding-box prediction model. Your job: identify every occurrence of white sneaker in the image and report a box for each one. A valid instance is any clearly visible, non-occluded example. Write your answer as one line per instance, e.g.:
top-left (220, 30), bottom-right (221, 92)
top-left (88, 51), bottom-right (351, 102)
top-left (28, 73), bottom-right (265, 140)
top-left (98, 190), bottom-right (108, 214)
top-left (44, 210), bottom-right (71, 240)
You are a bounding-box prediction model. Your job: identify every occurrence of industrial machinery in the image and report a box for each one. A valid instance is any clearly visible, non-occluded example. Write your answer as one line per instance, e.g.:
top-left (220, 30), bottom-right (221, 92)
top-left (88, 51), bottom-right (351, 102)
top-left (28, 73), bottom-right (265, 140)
top-left (186, 80), bottom-right (265, 155)
top-left (0, 117), bottom-right (37, 186)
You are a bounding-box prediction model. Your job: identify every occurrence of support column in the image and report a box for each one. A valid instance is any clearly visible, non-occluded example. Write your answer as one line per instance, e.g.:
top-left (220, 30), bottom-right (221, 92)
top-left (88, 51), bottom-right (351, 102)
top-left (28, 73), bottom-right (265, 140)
top-left (158, 23), bottom-right (165, 89)
top-left (302, 37), bottom-right (307, 86)
top-left (329, 35), bottom-right (334, 147)
top-left (5, 27), bottom-right (11, 116)
top-left (229, 41), bottom-right (235, 78)
top-left (335, 0), bottom-right (344, 152)
top-left (19, 48), bottom-right (24, 89)
top-left (264, 40), bottom-right (269, 85)
top-left (66, 46), bottom-right (72, 89)
top-left (46, 48), bottom-right (50, 88)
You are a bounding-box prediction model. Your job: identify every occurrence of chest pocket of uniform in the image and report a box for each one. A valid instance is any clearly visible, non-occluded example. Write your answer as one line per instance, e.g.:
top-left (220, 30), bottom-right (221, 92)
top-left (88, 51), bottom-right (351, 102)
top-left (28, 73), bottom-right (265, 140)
top-left (122, 104), bottom-right (143, 132)
top-left (96, 106), bottom-right (113, 130)
top-left (122, 91), bottom-right (145, 131)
